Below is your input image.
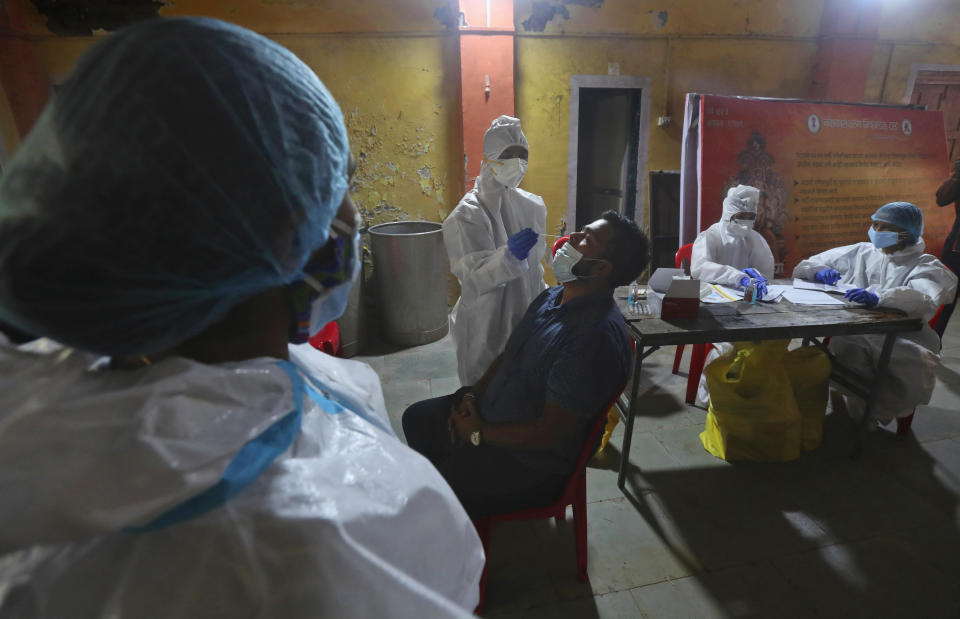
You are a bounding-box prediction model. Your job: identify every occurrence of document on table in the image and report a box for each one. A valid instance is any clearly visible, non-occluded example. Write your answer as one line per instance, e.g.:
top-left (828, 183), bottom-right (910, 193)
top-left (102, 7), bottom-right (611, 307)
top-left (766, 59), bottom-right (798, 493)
top-left (701, 284), bottom-right (741, 303)
top-left (782, 288), bottom-right (847, 305)
top-left (792, 278), bottom-right (856, 294)
top-left (763, 284), bottom-right (788, 303)
top-left (700, 283), bottom-right (787, 304)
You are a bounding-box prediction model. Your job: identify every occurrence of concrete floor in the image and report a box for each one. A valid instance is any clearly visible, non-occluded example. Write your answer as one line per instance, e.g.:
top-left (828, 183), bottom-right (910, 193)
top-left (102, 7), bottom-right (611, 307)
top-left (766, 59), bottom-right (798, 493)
top-left (356, 318), bottom-right (960, 618)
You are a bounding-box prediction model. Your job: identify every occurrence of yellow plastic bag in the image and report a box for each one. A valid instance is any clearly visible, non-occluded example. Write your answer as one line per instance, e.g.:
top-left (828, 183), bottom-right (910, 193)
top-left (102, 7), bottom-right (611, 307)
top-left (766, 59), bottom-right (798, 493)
top-left (699, 340), bottom-right (802, 462)
top-left (783, 346), bottom-right (831, 451)
top-left (598, 407), bottom-right (619, 452)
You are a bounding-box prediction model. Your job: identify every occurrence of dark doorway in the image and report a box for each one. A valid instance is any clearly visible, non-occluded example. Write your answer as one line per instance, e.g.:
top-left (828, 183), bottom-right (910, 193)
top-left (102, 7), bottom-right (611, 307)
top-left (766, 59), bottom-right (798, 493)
top-left (649, 170), bottom-right (681, 270)
top-left (574, 88), bottom-right (643, 231)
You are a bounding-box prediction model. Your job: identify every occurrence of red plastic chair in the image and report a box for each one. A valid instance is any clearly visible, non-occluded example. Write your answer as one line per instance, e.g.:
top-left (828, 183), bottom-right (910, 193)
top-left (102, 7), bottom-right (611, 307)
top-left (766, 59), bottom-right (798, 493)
top-left (472, 383), bottom-right (626, 613)
top-left (308, 321), bottom-right (342, 357)
top-left (670, 243), bottom-right (714, 403)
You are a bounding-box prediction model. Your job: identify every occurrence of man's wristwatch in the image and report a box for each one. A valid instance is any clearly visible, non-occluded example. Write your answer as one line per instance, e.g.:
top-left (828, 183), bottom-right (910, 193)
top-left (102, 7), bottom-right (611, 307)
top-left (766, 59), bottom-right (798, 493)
top-left (470, 429), bottom-right (482, 446)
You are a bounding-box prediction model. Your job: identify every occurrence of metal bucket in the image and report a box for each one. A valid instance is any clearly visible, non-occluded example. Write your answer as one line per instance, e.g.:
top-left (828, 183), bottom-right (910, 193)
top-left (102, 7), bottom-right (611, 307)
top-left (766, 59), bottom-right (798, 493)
top-left (368, 221), bottom-right (449, 347)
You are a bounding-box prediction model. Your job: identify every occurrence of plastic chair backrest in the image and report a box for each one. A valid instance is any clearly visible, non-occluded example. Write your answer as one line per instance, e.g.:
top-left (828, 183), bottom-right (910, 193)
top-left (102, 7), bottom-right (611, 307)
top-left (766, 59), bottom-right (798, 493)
top-left (560, 386), bottom-right (624, 497)
top-left (675, 243), bottom-right (694, 274)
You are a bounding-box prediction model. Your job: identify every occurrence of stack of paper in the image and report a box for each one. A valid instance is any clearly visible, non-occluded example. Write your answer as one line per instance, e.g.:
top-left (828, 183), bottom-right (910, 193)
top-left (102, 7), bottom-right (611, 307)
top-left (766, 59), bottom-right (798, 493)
top-left (782, 288), bottom-right (846, 305)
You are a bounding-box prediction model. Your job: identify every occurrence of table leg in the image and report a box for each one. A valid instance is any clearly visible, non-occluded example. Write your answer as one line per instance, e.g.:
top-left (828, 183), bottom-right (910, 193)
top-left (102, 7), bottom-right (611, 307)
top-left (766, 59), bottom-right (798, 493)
top-left (854, 332), bottom-right (897, 457)
top-left (618, 343), bottom-right (649, 491)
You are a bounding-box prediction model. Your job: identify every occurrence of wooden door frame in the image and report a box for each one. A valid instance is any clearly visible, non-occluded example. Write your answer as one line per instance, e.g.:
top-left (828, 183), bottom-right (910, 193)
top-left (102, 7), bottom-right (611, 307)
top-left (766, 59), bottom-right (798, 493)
top-left (567, 75), bottom-right (651, 234)
top-left (904, 63), bottom-right (960, 103)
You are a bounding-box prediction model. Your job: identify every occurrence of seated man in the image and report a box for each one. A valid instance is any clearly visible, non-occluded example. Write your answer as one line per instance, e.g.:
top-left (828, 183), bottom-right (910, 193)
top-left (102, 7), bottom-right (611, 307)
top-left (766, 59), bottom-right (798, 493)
top-left (403, 211), bottom-right (649, 518)
top-left (793, 201), bottom-right (957, 426)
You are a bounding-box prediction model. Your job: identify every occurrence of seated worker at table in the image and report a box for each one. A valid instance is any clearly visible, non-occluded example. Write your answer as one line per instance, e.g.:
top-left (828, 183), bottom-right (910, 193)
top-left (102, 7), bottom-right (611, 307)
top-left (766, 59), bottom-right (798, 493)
top-left (691, 184), bottom-right (775, 299)
top-left (402, 212), bottom-right (649, 518)
top-left (793, 202), bottom-right (958, 426)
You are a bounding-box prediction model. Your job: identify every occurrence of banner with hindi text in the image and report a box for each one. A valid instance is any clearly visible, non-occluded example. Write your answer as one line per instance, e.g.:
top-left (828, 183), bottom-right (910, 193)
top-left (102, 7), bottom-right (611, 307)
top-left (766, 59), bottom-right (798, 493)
top-left (688, 95), bottom-right (952, 276)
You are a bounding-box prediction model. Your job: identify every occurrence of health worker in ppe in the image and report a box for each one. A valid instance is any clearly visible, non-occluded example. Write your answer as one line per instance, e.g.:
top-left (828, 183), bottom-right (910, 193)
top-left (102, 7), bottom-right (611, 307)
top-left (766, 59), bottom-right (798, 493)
top-left (691, 185), bottom-right (776, 407)
top-left (793, 202), bottom-right (958, 425)
top-left (691, 184), bottom-right (775, 299)
top-left (443, 116), bottom-right (547, 386)
top-left (0, 18), bottom-right (482, 619)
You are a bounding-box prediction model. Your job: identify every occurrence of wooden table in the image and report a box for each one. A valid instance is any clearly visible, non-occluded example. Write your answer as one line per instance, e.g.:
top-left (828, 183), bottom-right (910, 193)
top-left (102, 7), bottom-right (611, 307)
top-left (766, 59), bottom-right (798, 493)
top-left (614, 281), bottom-right (923, 491)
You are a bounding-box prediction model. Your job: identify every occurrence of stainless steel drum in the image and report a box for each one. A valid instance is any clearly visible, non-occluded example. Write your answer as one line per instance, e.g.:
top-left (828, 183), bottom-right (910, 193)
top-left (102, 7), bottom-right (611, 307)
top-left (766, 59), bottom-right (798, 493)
top-left (368, 221), bottom-right (450, 346)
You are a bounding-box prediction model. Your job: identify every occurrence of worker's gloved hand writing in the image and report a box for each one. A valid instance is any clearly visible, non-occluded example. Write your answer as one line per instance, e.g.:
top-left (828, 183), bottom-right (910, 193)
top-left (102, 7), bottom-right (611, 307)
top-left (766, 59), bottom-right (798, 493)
top-left (844, 288), bottom-right (879, 308)
top-left (814, 268), bottom-right (841, 285)
top-left (507, 228), bottom-right (538, 261)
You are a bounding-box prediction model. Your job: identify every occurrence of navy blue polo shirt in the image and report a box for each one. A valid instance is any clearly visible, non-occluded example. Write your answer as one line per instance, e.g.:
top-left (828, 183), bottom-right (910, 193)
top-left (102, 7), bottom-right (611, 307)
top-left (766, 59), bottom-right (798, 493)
top-left (479, 286), bottom-right (631, 473)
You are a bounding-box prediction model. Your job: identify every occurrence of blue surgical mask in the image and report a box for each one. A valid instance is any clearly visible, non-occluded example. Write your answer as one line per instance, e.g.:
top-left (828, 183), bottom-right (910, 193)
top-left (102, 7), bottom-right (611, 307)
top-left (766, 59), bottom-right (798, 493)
top-left (290, 215), bottom-right (361, 344)
top-left (868, 227), bottom-right (900, 249)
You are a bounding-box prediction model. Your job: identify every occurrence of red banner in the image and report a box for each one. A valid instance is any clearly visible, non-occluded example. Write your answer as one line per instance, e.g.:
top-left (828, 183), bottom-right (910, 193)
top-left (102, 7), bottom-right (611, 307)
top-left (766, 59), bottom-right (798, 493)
top-left (697, 96), bottom-right (952, 275)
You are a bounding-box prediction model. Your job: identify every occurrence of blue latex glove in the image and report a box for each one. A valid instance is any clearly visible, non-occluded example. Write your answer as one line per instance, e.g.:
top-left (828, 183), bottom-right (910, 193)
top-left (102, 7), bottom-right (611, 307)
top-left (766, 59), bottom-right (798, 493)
top-left (507, 228), bottom-right (538, 261)
top-left (742, 267), bottom-right (767, 282)
top-left (736, 276), bottom-right (766, 300)
top-left (754, 279), bottom-right (768, 300)
top-left (814, 268), bottom-right (841, 285)
top-left (844, 288), bottom-right (879, 308)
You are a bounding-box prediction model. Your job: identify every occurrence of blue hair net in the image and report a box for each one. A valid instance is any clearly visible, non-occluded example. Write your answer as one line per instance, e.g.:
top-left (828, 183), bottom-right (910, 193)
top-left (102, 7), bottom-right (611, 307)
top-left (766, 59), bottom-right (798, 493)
top-left (0, 18), bottom-right (350, 357)
top-left (871, 201), bottom-right (924, 244)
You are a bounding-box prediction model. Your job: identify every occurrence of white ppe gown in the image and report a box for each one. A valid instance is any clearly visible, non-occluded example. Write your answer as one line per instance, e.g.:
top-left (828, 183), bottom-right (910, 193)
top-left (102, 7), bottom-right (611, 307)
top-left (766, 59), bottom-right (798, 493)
top-left (443, 171), bottom-right (547, 386)
top-left (793, 239), bottom-right (958, 423)
top-left (691, 222), bottom-right (775, 287)
top-left (0, 341), bottom-right (483, 618)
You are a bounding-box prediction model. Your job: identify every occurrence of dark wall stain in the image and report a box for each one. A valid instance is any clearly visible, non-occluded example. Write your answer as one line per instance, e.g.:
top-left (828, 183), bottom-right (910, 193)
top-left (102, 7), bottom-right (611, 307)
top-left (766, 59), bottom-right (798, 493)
top-left (652, 10), bottom-right (668, 29)
top-left (433, 4), bottom-right (458, 30)
top-left (521, 0), bottom-right (604, 32)
top-left (30, 0), bottom-right (163, 36)
top-left (521, 2), bottom-right (570, 32)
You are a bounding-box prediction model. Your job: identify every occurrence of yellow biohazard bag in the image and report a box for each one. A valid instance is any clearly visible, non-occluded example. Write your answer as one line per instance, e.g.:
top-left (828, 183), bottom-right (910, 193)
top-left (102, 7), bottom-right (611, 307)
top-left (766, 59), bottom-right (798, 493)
top-left (598, 407), bottom-right (619, 452)
top-left (783, 346), bottom-right (831, 451)
top-left (699, 340), bottom-right (802, 462)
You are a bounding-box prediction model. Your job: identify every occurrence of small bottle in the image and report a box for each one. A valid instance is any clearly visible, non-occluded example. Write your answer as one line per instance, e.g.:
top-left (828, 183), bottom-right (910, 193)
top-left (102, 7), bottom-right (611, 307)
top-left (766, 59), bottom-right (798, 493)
top-left (743, 278), bottom-right (757, 305)
top-left (628, 283), bottom-right (639, 306)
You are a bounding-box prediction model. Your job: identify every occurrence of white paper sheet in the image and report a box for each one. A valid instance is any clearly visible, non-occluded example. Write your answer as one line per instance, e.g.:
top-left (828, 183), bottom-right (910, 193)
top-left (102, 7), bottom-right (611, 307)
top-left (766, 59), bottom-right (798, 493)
top-left (782, 288), bottom-right (847, 305)
top-left (792, 278), bottom-right (856, 294)
top-left (763, 284), bottom-right (788, 303)
top-left (700, 283), bottom-right (786, 304)
top-left (701, 284), bottom-right (741, 303)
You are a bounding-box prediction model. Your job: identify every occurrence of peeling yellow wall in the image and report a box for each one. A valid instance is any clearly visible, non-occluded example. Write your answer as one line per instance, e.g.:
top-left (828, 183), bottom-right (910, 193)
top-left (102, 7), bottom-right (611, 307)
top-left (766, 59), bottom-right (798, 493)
top-left (9, 0), bottom-right (462, 231)
top-left (515, 0), bottom-right (823, 37)
top-left (515, 0), bottom-right (820, 239)
top-left (9, 0), bottom-right (960, 244)
top-left (278, 34), bottom-right (462, 226)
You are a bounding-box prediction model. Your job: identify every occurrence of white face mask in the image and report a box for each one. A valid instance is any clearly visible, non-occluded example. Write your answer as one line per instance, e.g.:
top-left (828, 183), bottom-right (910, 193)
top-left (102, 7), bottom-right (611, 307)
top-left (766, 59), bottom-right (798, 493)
top-left (491, 157), bottom-right (528, 188)
top-left (552, 242), bottom-right (607, 284)
top-left (726, 217), bottom-right (754, 238)
top-left (551, 243), bottom-right (582, 283)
